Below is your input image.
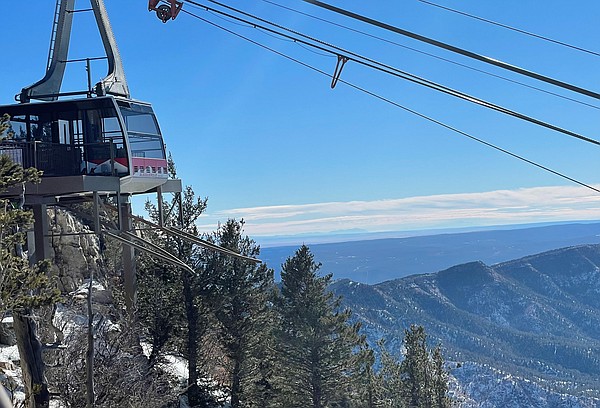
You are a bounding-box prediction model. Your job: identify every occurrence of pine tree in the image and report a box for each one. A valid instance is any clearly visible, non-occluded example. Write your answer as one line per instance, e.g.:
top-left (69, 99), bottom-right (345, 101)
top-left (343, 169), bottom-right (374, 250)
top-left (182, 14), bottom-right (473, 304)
top-left (431, 345), bottom-right (451, 408)
top-left (137, 260), bottom-right (183, 364)
top-left (352, 344), bottom-right (378, 408)
top-left (138, 159), bottom-right (212, 406)
top-left (0, 115), bottom-right (60, 408)
top-left (244, 305), bottom-right (279, 408)
top-left (201, 219), bottom-right (274, 408)
top-left (401, 325), bottom-right (433, 408)
top-left (377, 325), bottom-right (452, 408)
top-left (377, 339), bottom-right (406, 408)
top-left (275, 245), bottom-right (364, 408)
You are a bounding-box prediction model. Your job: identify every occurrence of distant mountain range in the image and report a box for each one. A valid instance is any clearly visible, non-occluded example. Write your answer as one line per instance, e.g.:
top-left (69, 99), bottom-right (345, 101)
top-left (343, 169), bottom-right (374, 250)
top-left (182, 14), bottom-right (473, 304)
top-left (331, 244), bottom-right (600, 406)
top-left (260, 222), bottom-right (600, 284)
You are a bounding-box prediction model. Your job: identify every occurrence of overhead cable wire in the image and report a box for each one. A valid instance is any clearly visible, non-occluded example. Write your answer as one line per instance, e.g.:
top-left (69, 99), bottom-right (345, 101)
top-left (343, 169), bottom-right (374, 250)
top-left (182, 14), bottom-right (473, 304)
top-left (259, 0), bottom-right (600, 111)
top-left (415, 0), bottom-right (600, 57)
top-left (182, 0), bottom-right (600, 147)
top-left (256, 26), bottom-right (296, 42)
top-left (178, 6), bottom-right (600, 194)
top-left (295, 41), bottom-right (336, 57)
top-left (206, 8), bottom-right (252, 27)
top-left (301, 0), bottom-right (600, 100)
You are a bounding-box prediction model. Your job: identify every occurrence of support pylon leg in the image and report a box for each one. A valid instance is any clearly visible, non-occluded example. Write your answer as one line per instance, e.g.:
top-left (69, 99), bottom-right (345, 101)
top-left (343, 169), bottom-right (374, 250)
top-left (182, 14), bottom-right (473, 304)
top-left (31, 204), bottom-right (50, 264)
top-left (118, 194), bottom-right (136, 318)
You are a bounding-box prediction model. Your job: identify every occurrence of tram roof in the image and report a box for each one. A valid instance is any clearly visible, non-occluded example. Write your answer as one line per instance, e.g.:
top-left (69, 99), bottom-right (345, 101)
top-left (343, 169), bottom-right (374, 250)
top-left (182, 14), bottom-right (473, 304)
top-left (0, 96), bottom-right (155, 116)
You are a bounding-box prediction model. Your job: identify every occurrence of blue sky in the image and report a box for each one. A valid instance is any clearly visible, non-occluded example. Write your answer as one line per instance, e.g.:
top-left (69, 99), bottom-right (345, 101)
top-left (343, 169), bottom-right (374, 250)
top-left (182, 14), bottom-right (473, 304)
top-left (2, 1), bottom-right (600, 241)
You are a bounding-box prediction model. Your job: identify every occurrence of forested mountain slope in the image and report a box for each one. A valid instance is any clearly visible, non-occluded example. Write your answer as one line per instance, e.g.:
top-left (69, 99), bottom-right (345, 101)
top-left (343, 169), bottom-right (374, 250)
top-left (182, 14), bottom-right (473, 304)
top-left (331, 244), bottom-right (600, 405)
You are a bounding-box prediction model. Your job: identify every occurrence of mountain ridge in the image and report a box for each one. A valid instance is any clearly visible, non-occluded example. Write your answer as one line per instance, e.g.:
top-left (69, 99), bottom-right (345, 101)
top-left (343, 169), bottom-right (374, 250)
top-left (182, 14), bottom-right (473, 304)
top-left (331, 244), bottom-right (600, 405)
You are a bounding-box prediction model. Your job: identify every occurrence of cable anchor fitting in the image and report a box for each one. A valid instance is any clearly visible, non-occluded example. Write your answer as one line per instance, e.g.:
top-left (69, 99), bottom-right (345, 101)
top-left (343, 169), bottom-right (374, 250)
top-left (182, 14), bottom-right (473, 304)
top-left (330, 55), bottom-right (349, 89)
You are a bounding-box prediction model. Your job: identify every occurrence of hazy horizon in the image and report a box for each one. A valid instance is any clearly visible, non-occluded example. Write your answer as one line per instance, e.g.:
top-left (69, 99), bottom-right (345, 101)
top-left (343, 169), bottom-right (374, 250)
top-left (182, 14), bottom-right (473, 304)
top-left (255, 218), bottom-right (600, 248)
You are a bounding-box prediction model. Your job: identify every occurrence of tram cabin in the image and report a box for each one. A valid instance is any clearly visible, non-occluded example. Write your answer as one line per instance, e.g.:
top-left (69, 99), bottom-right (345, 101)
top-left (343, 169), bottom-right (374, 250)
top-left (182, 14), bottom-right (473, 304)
top-left (0, 96), bottom-right (169, 194)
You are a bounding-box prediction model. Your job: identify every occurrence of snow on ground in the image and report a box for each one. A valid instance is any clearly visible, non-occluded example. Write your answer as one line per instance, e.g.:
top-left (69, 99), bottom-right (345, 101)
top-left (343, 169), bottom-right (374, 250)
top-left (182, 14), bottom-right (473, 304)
top-left (0, 344), bottom-right (24, 406)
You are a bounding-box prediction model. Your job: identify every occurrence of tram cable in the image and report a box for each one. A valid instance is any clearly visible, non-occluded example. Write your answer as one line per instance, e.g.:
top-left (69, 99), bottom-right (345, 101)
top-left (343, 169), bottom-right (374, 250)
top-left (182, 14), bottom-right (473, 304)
top-left (300, 0), bottom-right (600, 100)
top-left (180, 0), bottom-right (600, 147)
top-left (258, 0), bottom-right (600, 111)
top-left (177, 5), bottom-right (600, 195)
top-left (414, 0), bottom-right (600, 58)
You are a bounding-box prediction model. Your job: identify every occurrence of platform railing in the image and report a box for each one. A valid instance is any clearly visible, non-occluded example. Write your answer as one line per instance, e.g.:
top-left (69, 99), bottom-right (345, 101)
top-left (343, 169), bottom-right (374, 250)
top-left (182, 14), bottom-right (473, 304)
top-left (0, 139), bottom-right (128, 177)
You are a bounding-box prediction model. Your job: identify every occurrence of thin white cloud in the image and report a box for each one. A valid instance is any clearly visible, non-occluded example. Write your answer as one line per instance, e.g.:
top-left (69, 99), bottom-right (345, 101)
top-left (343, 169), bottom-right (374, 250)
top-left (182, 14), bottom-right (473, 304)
top-left (197, 185), bottom-right (600, 237)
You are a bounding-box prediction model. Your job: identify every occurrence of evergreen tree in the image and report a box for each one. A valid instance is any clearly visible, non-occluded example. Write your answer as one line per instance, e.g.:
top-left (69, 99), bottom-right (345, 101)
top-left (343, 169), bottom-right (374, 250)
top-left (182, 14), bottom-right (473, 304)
top-left (401, 325), bottom-right (433, 408)
top-left (377, 339), bottom-right (405, 408)
top-left (140, 163), bottom-right (276, 407)
top-left (377, 325), bottom-right (452, 408)
top-left (138, 159), bottom-right (212, 406)
top-left (137, 260), bottom-right (182, 364)
top-left (275, 245), bottom-right (364, 408)
top-left (352, 344), bottom-right (379, 408)
top-left (0, 115), bottom-right (60, 408)
top-left (243, 304), bottom-right (279, 408)
top-left (431, 345), bottom-right (451, 408)
top-left (201, 219), bottom-right (274, 408)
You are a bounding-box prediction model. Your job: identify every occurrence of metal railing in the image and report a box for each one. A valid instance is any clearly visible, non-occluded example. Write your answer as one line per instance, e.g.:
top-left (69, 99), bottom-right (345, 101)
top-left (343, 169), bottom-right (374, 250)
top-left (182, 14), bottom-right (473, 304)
top-left (0, 139), bottom-right (128, 177)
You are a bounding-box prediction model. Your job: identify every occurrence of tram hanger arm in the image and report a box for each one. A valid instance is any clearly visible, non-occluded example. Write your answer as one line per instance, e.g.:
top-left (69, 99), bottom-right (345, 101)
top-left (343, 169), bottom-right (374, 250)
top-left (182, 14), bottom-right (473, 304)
top-left (20, 0), bottom-right (130, 102)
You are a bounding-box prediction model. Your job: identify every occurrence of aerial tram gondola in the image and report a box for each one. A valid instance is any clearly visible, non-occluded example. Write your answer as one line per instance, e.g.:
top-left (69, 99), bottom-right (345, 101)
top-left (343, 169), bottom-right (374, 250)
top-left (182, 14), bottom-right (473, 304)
top-left (0, 0), bottom-right (173, 196)
top-left (0, 0), bottom-right (259, 318)
top-left (0, 0), bottom-right (187, 315)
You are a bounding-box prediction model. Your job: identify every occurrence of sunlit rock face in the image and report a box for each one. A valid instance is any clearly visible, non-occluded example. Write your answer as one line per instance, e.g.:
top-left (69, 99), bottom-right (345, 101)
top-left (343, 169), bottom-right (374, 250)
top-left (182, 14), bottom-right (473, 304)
top-left (47, 208), bottom-right (102, 293)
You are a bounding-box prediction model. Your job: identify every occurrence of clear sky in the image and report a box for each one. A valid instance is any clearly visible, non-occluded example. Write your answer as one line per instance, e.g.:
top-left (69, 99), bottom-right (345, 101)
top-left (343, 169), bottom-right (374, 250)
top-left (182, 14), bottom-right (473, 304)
top-left (2, 1), bottom-right (600, 242)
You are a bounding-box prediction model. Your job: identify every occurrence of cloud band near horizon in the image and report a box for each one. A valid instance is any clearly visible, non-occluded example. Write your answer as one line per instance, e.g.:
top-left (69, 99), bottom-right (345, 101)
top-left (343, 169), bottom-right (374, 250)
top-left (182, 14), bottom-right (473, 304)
top-left (196, 185), bottom-right (600, 237)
